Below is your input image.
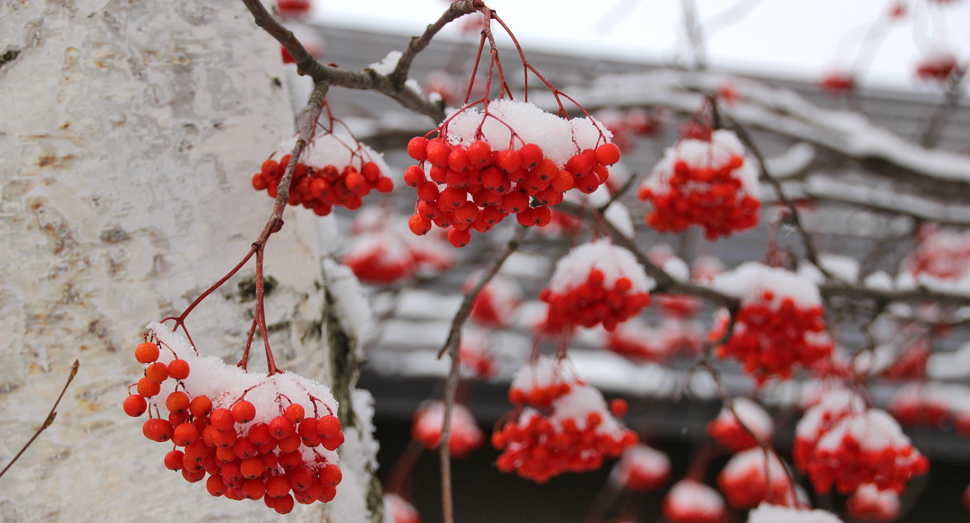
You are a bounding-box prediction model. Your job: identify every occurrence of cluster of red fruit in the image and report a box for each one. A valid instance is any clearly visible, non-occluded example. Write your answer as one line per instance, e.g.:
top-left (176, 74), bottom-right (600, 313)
top-left (252, 154), bottom-right (393, 216)
top-left (915, 56), bottom-right (961, 82)
top-left (403, 137), bottom-right (621, 248)
top-left (706, 398), bottom-right (774, 453)
top-left (492, 400), bottom-right (637, 483)
top-left (611, 444), bottom-right (672, 492)
top-left (716, 449), bottom-right (793, 510)
top-left (539, 269), bottom-right (651, 333)
top-left (713, 293), bottom-right (832, 384)
top-left (662, 479), bottom-right (727, 523)
top-left (888, 384), bottom-right (949, 427)
top-left (124, 341), bottom-right (345, 514)
top-left (845, 484), bottom-right (901, 522)
top-left (411, 402), bottom-right (484, 459)
top-left (638, 154), bottom-right (760, 240)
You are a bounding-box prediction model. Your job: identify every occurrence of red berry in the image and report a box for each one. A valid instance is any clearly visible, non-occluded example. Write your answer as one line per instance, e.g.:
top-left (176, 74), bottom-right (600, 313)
top-left (124, 394), bottom-right (147, 417)
top-left (448, 227), bottom-right (471, 248)
top-left (135, 342), bottom-right (159, 364)
top-left (166, 391), bottom-right (190, 414)
top-left (404, 165), bottom-right (427, 188)
top-left (495, 149), bottom-right (522, 173)
top-left (269, 416), bottom-right (296, 439)
top-left (206, 475), bottom-right (228, 497)
top-left (408, 214), bottom-right (432, 235)
top-left (595, 143), bottom-right (621, 165)
top-left (211, 408), bottom-right (235, 432)
top-left (317, 415), bottom-right (342, 439)
top-left (173, 423), bottom-right (200, 446)
top-left (407, 137), bottom-right (429, 161)
top-left (518, 143), bottom-right (543, 169)
top-left (232, 400), bottom-right (256, 424)
top-left (189, 395), bottom-right (213, 417)
top-left (145, 362), bottom-right (168, 383)
top-left (168, 359), bottom-right (190, 380)
top-left (137, 377), bottom-right (160, 397)
top-left (467, 140), bottom-right (492, 168)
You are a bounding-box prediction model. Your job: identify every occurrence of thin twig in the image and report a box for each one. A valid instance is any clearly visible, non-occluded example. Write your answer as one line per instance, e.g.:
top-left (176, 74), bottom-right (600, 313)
top-left (0, 360), bottom-right (79, 479)
top-left (390, 0), bottom-right (484, 89)
top-left (437, 225), bottom-right (528, 523)
top-left (239, 0), bottom-right (446, 121)
top-left (920, 64), bottom-right (968, 149)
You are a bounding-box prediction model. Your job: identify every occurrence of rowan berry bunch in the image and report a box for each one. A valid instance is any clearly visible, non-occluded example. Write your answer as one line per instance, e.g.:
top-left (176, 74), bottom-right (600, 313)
top-left (602, 317), bottom-right (673, 363)
top-left (538, 239), bottom-right (653, 333)
top-left (880, 338), bottom-right (930, 380)
top-left (492, 384), bottom-right (637, 483)
top-left (252, 133), bottom-right (393, 216)
top-left (888, 383), bottom-right (950, 427)
top-left (716, 449), bottom-right (794, 510)
top-left (458, 332), bottom-right (498, 380)
top-left (384, 493), bottom-right (421, 523)
top-left (507, 355), bottom-right (579, 409)
top-left (915, 55), bottom-right (961, 82)
top-left (747, 504), bottom-right (844, 523)
top-left (404, 100), bottom-right (621, 248)
top-left (411, 401), bottom-right (484, 459)
top-left (662, 479), bottom-right (727, 523)
top-left (706, 398), bottom-right (774, 453)
top-left (638, 129), bottom-right (761, 240)
top-left (793, 388), bottom-right (867, 473)
top-left (124, 324), bottom-right (345, 513)
top-left (466, 272), bottom-right (522, 329)
top-left (844, 483), bottom-right (901, 522)
top-left (610, 444), bottom-right (672, 492)
top-left (710, 262), bottom-right (833, 384)
top-left (805, 409), bottom-right (929, 494)
top-left (903, 227), bottom-right (970, 281)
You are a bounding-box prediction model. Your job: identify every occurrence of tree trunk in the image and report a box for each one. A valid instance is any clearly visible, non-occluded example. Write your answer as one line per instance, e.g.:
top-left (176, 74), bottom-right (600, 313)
top-left (0, 0), bottom-right (355, 520)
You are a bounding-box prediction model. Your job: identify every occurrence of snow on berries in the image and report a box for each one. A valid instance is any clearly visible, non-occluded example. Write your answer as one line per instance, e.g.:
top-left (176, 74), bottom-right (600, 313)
top-left (508, 355), bottom-right (578, 408)
top-left (806, 408), bottom-right (929, 495)
top-left (638, 129), bottom-right (760, 240)
top-left (706, 397), bottom-right (774, 452)
top-left (662, 479), bottom-right (727, 523)
top-left (493, 382), bottom-right (637, 483)
top-left (458, 328), bottom-right (498, 380)
top-left (747, 503), bottom-right (844, 523)
top-left (716, 449), bottom-right (793, 509)
top-left (466, 272), bottom-right (522, 329)
top-left (252, 133), bottom-right (393, 215)
top-left (610, 444), bottom-right (671, 492)
top-left (844, 483), bottom-right (901, 522)
top-left (539, 239), bottom-right (653, 333)
top-left (384, 493), bottom-right (421, 523)
top-left (793, 388), bottom-right (867, 472)
top-left (411, 401), bottom-right (484, 458)
top-left (888, 383), bottom-right (950, 427)
top-left (404, 99), bottom-right (621, 248)
top-left (124, 323), bottom-right (345, 513)
top-left (709, 262), bottom-right (833, 383)
top-left (602, 317), bottom-right (675, 363)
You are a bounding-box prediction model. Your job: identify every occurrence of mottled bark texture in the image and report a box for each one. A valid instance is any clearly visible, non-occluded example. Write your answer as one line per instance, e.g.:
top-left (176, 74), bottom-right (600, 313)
top-left (0, 0), bottom-right (341, 520)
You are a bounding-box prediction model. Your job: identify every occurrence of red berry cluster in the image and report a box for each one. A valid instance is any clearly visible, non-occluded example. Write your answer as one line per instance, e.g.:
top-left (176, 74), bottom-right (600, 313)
top-left (888, 384), bottom-right (949, 428)
top-left (466, 273), bottom-right (522, 329)
top-left (881, 340), bottom-right (930, 380)
top-left (712, 293), bottom-right (832, 384)
top-left (662, 480), bottom-right (727, 523)
top-left (252, 154), bottom-right (393, 216)
top-left (706, 399), bottom-right (773, 453)
top-left (508, 380), bottom-right (574, 409)
top-left (819, 72), bottom-right (855, 96)
top-left (539, 268), bottom-right (651, 332)
top-left (124, 341), bottom-right (345, 513)
top-left (611, 444), bottom-right (671, 492)
top-left (384, 493), bottom-right (421, 523)
top-left (845, 484), bottom-right (900, 522)
top-left (639, 155), bottom-right (760, 240)
top-left (716, 449), bottom-right (793, 510)
top-left (411, 402), bottom-right (484, 459)
top-left (507, 356), bottom-right (580, 409)
top-left (915, 56), bottom-right (960, 82)
top-left (492, 405), bottom-right (637, 483)
top-left (459, 337), bottom-right (498, 380)
top-left (805, 410), bottom-right (929, 495)
top-left (656, 293), bottom-right (703, 318)
top-left (404, 137), bottom-right (620, 248)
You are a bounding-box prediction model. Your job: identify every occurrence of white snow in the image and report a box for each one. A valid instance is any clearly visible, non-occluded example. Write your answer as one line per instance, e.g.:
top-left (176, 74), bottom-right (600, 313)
top-left (324, 258), bottom-right (373, 348)
top-left (641, 129), bottom-right (760, 198)
top-left (720, 448), bottom-right (789, 487)
top-left (666, 480), bottom-right (725, 515)
top-left (278, 132), bottom-right (393, 177)
top-left (711, 262), bottom-right (821, 308)
top-left (716, 397), bottom-right (774, 441)
top-left (550, 384), bottom-right (627, 436)
top-left (748, 503), bottom-right (843, 523)
top-left (442, 99), bottom-right (614, 168)
top-left (548, 238), bottom-right (654, 294)
top-left (367, 50), bottom-right (402, 75)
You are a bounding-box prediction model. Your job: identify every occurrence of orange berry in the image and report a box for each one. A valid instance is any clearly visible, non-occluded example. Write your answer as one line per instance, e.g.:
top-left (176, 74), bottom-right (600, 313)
top-left (189, 395), bottom-right (213, 417)
top-left (123, 394), bottom-right (147, 417)
top-left (595, 143), bottom-right (621, 165)
top-left (135, 342), bottom-right (159, 364)
top-left (145, 362), bottom-right (168, 383)
top-left (448, 227), bottom-right (471, 248)
top-left (240, 457), bottom-right (264, 480)
top-left (168, 359), bottom-right (190, 380)
top-left (317, 415), bottom-right (342, 439)
top-left (242, 479), bottom-right (266, 500)
top-left (207, 475), bottom-right (228, 497)
top-left (137, 377), bottom-right (160, 397)
top-left (284, 404), bottom-right (305, 424)
top-left (274, 493), bottom-right (295, 514)
top-left (166, 391), bottom-right (190, 413)
top-left (231, 400), bottom-right (256, 424)
top-left (173, 423), bottom-right (200, 446)
top-left (164, 450), bottom-right (185, 471)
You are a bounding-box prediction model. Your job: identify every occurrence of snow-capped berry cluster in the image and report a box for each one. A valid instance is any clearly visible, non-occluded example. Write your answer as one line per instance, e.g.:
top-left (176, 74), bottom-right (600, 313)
top-left (904, 227), bottom-right (970, 282)
top-left (411, 401), bottom-right (484, 459)
top-left (706, 398), bottom-right (774, 453)
top-left (844, 484), bottom-right (901, 522)
top-left (384, 493), bottom-right (421, 523)
top-left (507, 356), bottom-right (578, 409)
top-left (638, 130), bottom-right (760, 240)
top-left (793, 388), bottom-right (867, 472)
top-left (888, 383), bottom-right (949, 427)
top-left (915, 55), bottom-right (961, 82)
top-left (610, 444), bottom-right (671, 492)
top-left (819, 71), bottom-right (855, 96)
top-left (662, 479), bottom-right (727, 523)
top-left (466, 272), bottom-right (522, 329)
top-left (404, 100), bottom-right (620, 248)
top-left (717, 449), bottom-right (793, 510)
top-left (492, 384), bottom-right (637, 483)
top-left (252, 134), bottom-right (393, 216)
top-left (342, 207), bottom-right (455, 285)
top-left (806, 408), bottom-right (929, 494)
top-left (539, 239), bottom-right (653, 333)
top-left (747, 504), bottom-right (844, 523)
top-left (710, 263), bottom-right (833, 383)
top-left (602, 317), bottom-right (675, 363)
top-left (123, 324), bottom-right (344, 513)
top-left (458, 329), bottom-right (498, 380)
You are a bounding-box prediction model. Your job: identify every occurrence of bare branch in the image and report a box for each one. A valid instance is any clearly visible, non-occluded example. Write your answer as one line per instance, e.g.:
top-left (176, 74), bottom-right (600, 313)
top-left (389, 0), bottom-right (483, 89)
top-left (920, 64), bottom-right (968, 149)
top-left (0, 360), bottom-right (79, 479)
